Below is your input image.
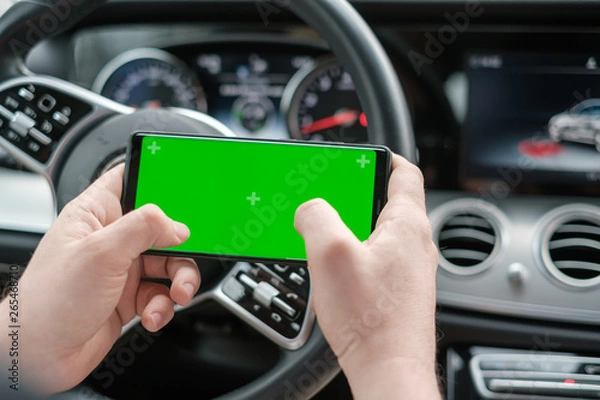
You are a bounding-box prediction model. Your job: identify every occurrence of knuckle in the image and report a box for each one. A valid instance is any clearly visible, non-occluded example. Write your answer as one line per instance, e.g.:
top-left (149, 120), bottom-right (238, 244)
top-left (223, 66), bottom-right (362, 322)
top-left (418, 214), bottom-right (434, 239)
top-left (382, 208), bottom-right (432, 237)
top-left (321, 235), bottom-right (357, 264)
top-left (139, 284), bottom-right (168, 309)
top-left (378, 212), bottom-right (435, 256)
top-left (394, 159), bottom-right (424, 186)
top-left (415, 218), bottom-right (434, 247)
top-left (407, 162), bottom-right (425, 185)
top-left (170, 259), bottom-right (199, 281)
top-left (138, 204), bottom-right (166, 229)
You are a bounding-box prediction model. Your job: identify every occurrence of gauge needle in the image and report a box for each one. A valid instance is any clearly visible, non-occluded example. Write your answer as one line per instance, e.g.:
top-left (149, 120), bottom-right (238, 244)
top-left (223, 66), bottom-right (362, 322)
top-left (301, 110), bottom-right (361, 135)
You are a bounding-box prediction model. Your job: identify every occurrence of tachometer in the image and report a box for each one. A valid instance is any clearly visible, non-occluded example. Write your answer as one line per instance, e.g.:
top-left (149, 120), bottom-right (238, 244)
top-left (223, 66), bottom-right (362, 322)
top-left (281, 57), bottom-right (367, 142)
top-left (93, 48), bottom-right (207, 111)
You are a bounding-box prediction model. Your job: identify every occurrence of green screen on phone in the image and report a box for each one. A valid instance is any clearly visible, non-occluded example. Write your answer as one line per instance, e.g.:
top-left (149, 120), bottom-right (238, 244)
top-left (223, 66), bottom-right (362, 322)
top-left (127, 133), bottom-right (388, 261)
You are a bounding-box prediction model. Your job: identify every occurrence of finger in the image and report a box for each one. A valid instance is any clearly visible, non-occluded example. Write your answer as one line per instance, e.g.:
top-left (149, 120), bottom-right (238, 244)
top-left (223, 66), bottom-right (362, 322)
top-left (115, 258), bottom-right (143, 325)
top-left (93, 204), bottom-right (191, 262)
top-left (294, 199), bottom-right (360, 271)
top-left (389, 154), bottom-right (426, 208)
top-left (376, 154), bottom-right (427, 228)
top-left (168, 258), bottom-right (200, 306)
top-left (71, 164), bottom-right (126, 226)
top-left (136, 281), bottom-right (175, 332)
top-left (142, 256), bottom-right (200, 306)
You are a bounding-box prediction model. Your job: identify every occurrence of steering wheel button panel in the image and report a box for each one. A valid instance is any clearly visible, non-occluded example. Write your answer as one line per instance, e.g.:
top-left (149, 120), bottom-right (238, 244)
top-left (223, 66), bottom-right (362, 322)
top-left (0, 82), bottom-right (94, 164)
top-left (218, 262), bottom-right (312, 345)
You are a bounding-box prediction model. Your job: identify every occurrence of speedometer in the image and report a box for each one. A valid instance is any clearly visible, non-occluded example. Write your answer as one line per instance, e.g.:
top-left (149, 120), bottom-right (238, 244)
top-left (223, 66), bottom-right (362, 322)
top-left (281, 57), bottom-right (367, 142)
top-left (93, 48), bottom-right (207, 111)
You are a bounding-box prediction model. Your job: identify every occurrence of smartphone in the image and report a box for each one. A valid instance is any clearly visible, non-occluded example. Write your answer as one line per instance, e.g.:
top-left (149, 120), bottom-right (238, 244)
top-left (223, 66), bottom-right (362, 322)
top-left (122, 132), bottom-right (391, 263)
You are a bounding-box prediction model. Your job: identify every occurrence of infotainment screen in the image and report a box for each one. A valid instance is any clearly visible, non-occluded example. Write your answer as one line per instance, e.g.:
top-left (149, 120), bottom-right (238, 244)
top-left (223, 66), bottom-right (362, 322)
top-left (463, 53), bottom-right (600, 194)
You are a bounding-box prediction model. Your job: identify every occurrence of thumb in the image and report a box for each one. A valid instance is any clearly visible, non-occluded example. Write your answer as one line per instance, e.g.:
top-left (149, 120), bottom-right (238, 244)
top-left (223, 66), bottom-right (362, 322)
top-left (294, 199), bottom-right (360, 265)
top-left (90, 204), bottom-right (190, 262)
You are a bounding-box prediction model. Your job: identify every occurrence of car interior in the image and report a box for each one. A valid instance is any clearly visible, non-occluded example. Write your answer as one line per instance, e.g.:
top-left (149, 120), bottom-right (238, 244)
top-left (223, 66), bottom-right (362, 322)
top-left (1, 0), bottom-right (600, 399)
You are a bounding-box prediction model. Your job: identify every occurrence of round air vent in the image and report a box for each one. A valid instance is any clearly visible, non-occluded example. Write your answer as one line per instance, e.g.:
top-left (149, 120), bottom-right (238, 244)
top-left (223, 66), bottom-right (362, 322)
top-left (430, 199), bottom-right (506, 276)
top-left (540, 205), bottom-right (600, 288)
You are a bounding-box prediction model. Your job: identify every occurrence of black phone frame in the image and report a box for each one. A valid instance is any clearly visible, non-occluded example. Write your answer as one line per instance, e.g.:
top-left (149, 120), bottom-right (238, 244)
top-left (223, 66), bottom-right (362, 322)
top-left (122, 131), bottom-right (392, 264)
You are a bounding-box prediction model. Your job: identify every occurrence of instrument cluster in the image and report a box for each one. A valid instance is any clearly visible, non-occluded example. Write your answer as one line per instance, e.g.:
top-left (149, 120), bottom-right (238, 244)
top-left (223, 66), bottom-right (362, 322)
top-left (93, 44), bottom-right (368, 143)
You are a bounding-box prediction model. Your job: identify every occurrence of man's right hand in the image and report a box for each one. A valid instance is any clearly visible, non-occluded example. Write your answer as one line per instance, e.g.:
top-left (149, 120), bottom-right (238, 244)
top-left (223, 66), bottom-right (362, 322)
top-left (295, 154), bottom-right (441, 399)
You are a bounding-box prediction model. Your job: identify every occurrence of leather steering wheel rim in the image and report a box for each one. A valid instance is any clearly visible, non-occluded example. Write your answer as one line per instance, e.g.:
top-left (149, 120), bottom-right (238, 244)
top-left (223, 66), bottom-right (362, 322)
top-left (0, 1), bottom-right (416, 399)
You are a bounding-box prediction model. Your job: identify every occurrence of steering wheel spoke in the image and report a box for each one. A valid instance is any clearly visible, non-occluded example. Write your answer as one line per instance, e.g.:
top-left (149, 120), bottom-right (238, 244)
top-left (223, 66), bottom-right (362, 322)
top-left (0, 75), bottom-right (133, 180)
top-left (174, 262), bottom-right (314, 350)
top-left (213, 262), bottom-right (314, 350)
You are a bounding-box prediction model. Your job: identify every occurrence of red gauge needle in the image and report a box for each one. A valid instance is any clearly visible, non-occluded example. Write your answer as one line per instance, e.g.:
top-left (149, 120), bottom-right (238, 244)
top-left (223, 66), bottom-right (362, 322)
top-left (301, 110), bottom-right (361, 135)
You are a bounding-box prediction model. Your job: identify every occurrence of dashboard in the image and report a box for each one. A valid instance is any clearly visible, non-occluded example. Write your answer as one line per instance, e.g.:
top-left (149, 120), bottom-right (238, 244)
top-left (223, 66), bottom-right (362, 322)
top-left (71, 31), bottom-right (368, 143)
top-left (1, 1), bottom-right (600, 399)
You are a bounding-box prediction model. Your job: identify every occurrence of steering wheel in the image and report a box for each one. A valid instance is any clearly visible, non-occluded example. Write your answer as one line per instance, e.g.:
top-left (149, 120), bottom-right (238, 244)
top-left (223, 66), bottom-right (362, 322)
top-left (0, 1), bottom-right (415, 399)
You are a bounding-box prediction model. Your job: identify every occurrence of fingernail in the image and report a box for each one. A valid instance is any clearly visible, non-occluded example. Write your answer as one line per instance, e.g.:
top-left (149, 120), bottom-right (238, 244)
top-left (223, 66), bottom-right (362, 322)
top-left (183, 282), bottom-right (196, 299)
top-left (151, 312), bottom-right (162, 330)
top-left (173, 221), bottom-right (191, 241)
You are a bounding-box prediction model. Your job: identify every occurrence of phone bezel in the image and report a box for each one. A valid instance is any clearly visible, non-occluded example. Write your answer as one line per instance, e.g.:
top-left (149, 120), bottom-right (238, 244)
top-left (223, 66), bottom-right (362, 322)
top-left (122, 131), bottom-right (391, 264)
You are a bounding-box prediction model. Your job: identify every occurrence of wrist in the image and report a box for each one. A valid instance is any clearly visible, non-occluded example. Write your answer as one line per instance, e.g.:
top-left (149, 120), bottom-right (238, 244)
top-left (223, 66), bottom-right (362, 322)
top-left (338, 321), bottom-right (440, 400)
top-left (342, 356), bottom-right (441, 400)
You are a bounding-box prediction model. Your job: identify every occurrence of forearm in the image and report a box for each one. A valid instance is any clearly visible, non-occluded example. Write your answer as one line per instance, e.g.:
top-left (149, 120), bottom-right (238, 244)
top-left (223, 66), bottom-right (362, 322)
top-left (343, 357), bottom-right (442, 400)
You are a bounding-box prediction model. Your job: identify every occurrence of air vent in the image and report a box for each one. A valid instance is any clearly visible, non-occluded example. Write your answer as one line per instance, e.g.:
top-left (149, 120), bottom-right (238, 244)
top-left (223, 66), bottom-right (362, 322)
top-left (431, 200), bottom-right (505, 276)
top-left (470, 350), bottom-right (600, 400)
top-left (541, 207), bottom-right (600, 288)
top-left (439, 213), bottom-right (496, 267)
